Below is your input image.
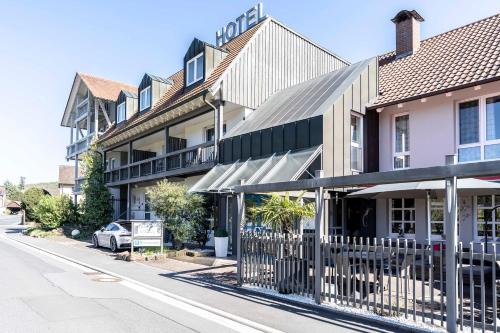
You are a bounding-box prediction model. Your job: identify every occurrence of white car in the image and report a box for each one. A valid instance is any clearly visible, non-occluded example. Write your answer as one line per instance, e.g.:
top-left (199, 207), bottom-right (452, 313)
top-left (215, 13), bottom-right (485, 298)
top-left (92, 222), bottom-right (132, 252)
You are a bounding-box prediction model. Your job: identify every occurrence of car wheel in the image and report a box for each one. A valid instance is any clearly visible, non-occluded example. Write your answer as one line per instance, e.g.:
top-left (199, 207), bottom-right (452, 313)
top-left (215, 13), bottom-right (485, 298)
top-left (110, 237), bottom-right (118, 252)
top-left (92, 235), bottom-right (99, 248)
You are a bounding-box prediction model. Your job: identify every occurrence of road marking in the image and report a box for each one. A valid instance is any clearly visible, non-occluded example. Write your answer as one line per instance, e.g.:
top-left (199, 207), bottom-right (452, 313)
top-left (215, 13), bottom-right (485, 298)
top-left (0, 234), bottom-right (284, 333)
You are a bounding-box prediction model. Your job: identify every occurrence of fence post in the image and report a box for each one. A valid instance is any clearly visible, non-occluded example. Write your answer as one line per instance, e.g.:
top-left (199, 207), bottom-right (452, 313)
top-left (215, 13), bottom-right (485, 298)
top-left (314, 170), bottom-right (324, 304)
top-left (236, 179), bottom-right (246, 286)
top-left (445, 154), bottom-right (458, 333)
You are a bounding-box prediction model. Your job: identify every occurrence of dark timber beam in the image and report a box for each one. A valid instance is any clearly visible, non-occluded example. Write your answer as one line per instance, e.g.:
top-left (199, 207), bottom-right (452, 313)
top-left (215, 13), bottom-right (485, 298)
top-left (233, 160), bottom-right (500, 193)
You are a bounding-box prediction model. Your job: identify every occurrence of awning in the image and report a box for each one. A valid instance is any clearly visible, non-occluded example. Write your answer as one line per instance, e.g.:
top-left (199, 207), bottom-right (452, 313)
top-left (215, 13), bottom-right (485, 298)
top-left (189, 145), bottom-right (322, 193)
top-left (347, 178), bottom-right (500, 199)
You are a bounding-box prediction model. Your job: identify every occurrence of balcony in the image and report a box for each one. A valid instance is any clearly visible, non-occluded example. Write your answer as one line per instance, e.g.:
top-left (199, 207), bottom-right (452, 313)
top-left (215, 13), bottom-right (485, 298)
top-left (104, 142), bottom-right (216, 185)
top-left (66, 136), bottom-right (93, 160)
top-left (73, 177), bottom-right (85, 194)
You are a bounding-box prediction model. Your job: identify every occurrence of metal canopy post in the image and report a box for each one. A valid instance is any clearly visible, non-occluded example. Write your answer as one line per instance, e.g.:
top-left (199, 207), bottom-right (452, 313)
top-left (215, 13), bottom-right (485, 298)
top-left (426, 190), bottom-right (431, 245)
top-left (236, 179), bottom-right (246, 285)
top-left (314, 170), bottom-right (324, 304)
top-left (445, 154), bottom-right (458, 333)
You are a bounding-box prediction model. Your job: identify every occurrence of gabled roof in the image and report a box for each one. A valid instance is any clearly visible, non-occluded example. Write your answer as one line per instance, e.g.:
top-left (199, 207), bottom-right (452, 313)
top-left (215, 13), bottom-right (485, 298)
top-left (120, 89), bottom-right (138, 99)
top-left (61, 73), bottom-right (137, 126)
top-left (98, 19), bottom-right (265, 143)
top-left (145, 73), bottom-right (173, 85)
top-left (224, 58), bottom-right (376, 138)
top-left (374, 13), bottom-right (500, 108)
top-left (79, 73), bottom-right (137, 101)
top-left (58, 165), bottom-right (76, 185)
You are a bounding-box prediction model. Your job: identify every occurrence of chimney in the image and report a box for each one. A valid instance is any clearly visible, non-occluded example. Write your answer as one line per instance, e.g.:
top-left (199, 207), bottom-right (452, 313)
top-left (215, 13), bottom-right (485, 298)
top-left (391, 10), bottom-right (424, 58)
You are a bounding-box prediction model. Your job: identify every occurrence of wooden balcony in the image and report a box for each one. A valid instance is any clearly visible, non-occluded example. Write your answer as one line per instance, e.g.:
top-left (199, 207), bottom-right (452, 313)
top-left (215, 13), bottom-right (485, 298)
top-left (104, 142), bottom-right (216, 186)
top-left (66, 136), bottom-right (93, 160)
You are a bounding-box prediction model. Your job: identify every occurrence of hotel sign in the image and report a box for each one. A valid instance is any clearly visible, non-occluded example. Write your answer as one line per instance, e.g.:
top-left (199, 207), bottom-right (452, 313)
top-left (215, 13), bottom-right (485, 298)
top-left (216, 3), bottom-right (266, 47)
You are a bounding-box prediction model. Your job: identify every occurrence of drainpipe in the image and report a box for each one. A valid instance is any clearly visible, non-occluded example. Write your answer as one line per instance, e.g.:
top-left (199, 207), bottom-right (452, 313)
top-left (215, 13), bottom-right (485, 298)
top-left (204, 85), bottom-right (224, 161)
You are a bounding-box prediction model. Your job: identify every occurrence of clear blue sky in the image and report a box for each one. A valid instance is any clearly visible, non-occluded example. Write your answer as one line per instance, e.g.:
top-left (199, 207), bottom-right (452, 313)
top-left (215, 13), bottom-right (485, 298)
top-left (1, 0), bottom-right (499, 185)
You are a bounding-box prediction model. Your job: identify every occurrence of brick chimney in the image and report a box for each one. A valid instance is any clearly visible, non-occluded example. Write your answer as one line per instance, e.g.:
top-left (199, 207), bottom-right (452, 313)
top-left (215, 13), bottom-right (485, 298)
top-left (391, 10), bottom-right (424, 58)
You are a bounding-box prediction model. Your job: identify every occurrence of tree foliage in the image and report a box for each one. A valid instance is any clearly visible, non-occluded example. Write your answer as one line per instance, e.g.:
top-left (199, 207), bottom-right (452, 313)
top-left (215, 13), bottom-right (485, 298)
top-left (21, 187), bottom-right (47, 221)
top-left (80, 143), bottom-right (112, 231)
top-left (147, 180), bottom-right (206, 248)
top-left (35, 195), bottom-right (77, 230)
top-left (3, 180), bottom-right (22, 202)
top-left (250, 192), bottom-right (315, 233)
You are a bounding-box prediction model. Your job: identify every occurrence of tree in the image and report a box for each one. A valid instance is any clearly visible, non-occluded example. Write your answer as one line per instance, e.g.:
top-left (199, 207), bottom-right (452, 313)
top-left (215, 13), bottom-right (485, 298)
top-left (3, 180), bottom-right (22, 202)
top-left (21, 187), bottom-right (47, 221)
top-left (147, 180), bottom-right (206, 249)
top-left (35, 195), bottom-right (77, 230)
top-left (19, 176), bottom-right (26, 191)
top-left (80, 143), bottom-right (112, 231)
top-left (250, 192), bottom-right (315, 233)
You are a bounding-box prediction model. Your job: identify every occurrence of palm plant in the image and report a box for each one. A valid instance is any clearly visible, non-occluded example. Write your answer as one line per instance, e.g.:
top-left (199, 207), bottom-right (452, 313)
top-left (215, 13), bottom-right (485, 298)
top-left (250, 192), bottom-right (315, 233)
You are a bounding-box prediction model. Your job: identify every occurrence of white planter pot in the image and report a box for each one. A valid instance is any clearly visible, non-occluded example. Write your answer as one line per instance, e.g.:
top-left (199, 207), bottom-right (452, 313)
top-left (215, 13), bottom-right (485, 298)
top-left (214, 236), bottom-right (228, 258)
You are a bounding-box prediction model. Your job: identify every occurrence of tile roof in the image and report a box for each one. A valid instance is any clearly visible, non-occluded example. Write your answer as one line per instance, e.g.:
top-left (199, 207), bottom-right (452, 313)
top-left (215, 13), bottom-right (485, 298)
top-left (79, 73), bottom-right (137, 101)
top-left (99, 21), bottom-right (264, 143)
top-left (58, 165), bottom-right (75, 185)
top-left (374, 13), bottom-right (500, 107)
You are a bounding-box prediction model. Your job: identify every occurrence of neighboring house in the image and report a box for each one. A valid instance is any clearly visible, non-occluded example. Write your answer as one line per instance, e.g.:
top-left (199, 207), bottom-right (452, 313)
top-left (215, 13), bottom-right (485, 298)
top-left (95, 13), bottom-right (351, 247)
top-left (60, 73), bottom-right (137, 202)
top-left (0, 186), bottom-right (5, 209)
top-left (58, 165), bottom-right (76, 197)
top-left (358, 10), bottom-right (500, 246)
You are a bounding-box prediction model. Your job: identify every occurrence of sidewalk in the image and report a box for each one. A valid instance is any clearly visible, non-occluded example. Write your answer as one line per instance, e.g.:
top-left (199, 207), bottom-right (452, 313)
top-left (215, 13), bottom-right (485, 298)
top-left (2, 230), bottom-right (406, 333)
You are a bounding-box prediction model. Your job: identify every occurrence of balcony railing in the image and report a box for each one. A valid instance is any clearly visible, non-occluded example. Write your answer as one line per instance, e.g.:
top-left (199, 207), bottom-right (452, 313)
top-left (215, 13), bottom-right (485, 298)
top-left (73, 177), bottom-right (85, 193)
top-left (104, 141), bottom-right (215, 184)
top-left (66, 136), bottom-right (93, 159)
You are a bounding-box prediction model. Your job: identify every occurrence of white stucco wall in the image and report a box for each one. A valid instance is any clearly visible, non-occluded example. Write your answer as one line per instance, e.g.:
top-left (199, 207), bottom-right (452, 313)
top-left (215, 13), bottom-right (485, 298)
top-left (379, 81), bottom-right (500, 171)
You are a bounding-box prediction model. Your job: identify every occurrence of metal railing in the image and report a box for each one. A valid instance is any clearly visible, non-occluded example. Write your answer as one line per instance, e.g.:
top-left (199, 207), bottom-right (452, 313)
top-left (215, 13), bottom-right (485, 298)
top-left (104, 142), bottom-right (215, 184)
top-left (241, 233), bottom-right (500, 332)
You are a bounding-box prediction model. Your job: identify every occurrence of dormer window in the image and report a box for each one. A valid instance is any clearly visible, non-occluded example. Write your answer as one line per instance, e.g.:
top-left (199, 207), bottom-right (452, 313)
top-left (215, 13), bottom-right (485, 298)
top-left (139, 86), bottom-right (151, 111)
top-left (117, 102), bottom-right (126, 123)
top-left (186, 53), bottom-right (204, 86)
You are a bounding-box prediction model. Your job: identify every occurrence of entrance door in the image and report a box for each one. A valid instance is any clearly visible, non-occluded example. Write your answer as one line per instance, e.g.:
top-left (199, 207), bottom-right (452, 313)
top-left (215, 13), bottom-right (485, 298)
top-left (144, 194), bottom-right (151, 220)
top-left (345, 198), bottom-right (376, 238)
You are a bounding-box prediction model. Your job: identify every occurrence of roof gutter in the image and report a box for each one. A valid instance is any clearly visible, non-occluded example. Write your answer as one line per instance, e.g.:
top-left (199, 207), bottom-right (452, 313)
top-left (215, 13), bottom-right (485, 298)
top-left (368, 76), bottom-right (500, 110)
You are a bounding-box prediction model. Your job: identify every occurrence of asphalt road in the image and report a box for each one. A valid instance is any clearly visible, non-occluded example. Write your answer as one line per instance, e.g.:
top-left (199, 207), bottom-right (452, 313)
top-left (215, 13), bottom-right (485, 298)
top-left (0, 215), bottom-right (405, 333)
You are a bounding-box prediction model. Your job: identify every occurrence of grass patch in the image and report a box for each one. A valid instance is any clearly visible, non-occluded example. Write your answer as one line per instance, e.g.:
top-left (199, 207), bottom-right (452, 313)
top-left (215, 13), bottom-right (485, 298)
top-left (24, 227), bottom-right (61, 238)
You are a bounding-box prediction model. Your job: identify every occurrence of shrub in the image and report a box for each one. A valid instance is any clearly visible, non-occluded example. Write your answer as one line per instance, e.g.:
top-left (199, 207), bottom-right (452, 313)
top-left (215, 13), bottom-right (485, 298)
top-left (35, 195), bottom-right (77, 230)
top-left (147, 180), bottom-right (206, 249)
top-left (21, 187), bottom-right (47, 221)
top-left (80, 143), bottom-right (113, 231)
top-left (214, 228), bottom-right (228, 237)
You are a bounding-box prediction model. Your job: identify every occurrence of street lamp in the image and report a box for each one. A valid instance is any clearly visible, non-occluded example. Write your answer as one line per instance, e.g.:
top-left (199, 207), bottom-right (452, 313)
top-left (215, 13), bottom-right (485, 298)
top-left (484, 204), bottom-right (500, 253)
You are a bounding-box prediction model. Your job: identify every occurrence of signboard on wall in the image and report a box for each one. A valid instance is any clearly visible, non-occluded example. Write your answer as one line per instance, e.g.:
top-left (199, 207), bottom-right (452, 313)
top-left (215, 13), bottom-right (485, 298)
top-left (215, 3), bottom-right (267, 47)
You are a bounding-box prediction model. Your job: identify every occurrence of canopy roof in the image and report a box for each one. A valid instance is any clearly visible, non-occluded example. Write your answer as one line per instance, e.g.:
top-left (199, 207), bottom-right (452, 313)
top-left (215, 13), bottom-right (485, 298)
top-left (347, 178), bottom-right (500, 199)
top-left (190, 146), bottom-right (322, 193)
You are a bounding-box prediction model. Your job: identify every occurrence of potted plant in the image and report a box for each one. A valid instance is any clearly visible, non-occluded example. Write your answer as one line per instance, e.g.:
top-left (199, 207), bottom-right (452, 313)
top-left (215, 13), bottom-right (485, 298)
top-left (214, 228), bottom-right (229, 257)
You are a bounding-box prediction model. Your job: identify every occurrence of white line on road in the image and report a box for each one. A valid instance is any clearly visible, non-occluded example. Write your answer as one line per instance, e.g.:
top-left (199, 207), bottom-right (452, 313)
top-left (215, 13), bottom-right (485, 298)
top-left (0, 234), bottom-right (284, 333)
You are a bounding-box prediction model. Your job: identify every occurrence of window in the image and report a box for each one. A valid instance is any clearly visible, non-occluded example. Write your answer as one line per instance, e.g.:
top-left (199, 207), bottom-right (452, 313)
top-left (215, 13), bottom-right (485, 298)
top-left (117, 102), bottom-right (126, 123)
top-left (390, 198), bottom-right (415, 237)
top-left (186, 53), bottom-right (204, 86)
top-left (430, 199), bottom-right (445, 238)
top-left (205, 124), bottom-right (226, 142)
top-left (458, 95), bottom-right (500, 162)
top-left (393, 114), bottom-right (410, 169)
top-left (351, 114), bottom-right (363, 171)
top-left (110, 158), bottom-right (116, 170)
top-left (140, 86), bottom-right (151, 111)
top-left (475, 195), bottom-right (500, 241)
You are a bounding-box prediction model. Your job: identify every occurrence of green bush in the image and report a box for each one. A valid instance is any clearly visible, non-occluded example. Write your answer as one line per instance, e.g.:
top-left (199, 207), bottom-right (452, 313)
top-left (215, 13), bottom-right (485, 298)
top-left (21, 187), bottom-right (47, 221)
top-left (35, 195), bottom-right (77, 230)
top-left (214, 228), bottom-right (228, 237)
top-left (147, 180), bottom-right (206, 249)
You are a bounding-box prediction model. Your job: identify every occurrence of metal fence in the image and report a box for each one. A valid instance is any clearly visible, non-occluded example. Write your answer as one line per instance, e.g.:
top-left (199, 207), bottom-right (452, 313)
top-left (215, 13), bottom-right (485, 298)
top-left (240, 233), bottom-right (499, 332)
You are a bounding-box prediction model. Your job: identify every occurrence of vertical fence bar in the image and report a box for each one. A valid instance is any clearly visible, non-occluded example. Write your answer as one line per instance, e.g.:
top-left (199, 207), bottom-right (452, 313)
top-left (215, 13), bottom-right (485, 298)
top-left (314, 170), bottom-right (324, 304)
top-left (440, 242), bottom-right (444, 327)
top-left (430, 243), bottom-right (435, 326)
top-left (396, 238), bottom-right (400, 317)
top-left (373, 238), bottom-right (378, 313)
top-left (480, 243), bottom-right (485, 332)
top-left (492, 243), bottom-right (497, 333)
top-left (404, 239), bottom-right (408, 319)
top-left (422, 243), bottom-right (426, 323)
top-left (458, 242), bottom-right (464, 331)
top-left (381, 238), bottom-right (385, 315)
top-left (470, 242), bottom-right (475, 332)
top-left (388, 239), bottom-right (393, 316)
top-left (412, 239), bottom-right (417, 322)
